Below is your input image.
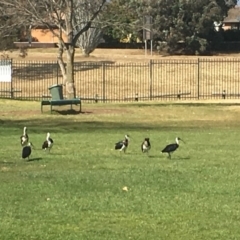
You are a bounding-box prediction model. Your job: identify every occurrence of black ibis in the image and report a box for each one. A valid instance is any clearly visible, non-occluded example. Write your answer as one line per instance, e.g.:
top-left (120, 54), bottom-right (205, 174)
top-left (141, 137), bottom-right (151, 155)
top-left (42, 132), bottom-right (54, 152)
top-left (161, 137), bottom-right (185, 159)
top-left (20, 126), bottom-right (29, 146)
top-left (22, 142), bottom-right (34, 160)
top-left (115, 134), bottom-right (130, 153)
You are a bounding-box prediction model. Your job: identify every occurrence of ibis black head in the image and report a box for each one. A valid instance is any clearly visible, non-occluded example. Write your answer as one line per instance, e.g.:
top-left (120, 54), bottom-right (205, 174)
top-left (125, 134), bottom-right (130, 140)
top-left (176, 137), bottom-right (185, 143)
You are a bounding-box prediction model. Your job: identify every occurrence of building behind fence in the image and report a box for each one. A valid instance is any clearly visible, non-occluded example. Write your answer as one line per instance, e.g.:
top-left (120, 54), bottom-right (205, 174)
top-left (0, 58), bottom-right (239, 102)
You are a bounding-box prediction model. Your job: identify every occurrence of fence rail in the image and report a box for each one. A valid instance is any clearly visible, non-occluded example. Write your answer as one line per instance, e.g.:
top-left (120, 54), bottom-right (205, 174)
top-left (0, 58), bottom-right (240, 102)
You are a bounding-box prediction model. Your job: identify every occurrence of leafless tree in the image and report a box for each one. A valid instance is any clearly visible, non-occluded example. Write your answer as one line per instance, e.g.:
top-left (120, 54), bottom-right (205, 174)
top-left (0, 0), bottom-right (107, 99)
top-left (74, 1), bottom-right (105, 56)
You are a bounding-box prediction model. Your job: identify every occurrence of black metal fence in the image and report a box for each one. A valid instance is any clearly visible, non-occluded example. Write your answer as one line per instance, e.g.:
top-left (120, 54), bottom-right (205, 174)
top-left (0, 58), bottom-right (240, 102)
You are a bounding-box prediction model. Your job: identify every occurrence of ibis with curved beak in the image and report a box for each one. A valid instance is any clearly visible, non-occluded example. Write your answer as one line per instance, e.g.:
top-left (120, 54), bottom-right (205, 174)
top-left (161, 137), bottom-right (185, 159)
top-left (22, 142), bottom-right (34, 160)
top-left (42, 132), bottom-right (54, 152)
top-left (141, 137), bottom-right (151, 155)
top-left (115, 134), bottom-right (130, 153)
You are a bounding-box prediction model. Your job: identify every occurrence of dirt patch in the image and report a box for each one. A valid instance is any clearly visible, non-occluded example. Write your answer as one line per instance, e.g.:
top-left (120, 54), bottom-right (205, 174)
top-left (0, 167), bottom-right (10, 172)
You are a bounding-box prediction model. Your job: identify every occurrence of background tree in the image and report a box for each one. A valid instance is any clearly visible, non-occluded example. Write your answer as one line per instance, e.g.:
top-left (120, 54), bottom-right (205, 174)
top-left (0, 0), bottom-right (106, 98)
top-left (130, 0), bottom-right (237, 54)
top-left (0, 5), bottom-right (23, 52)
top-left (102, 0), bottom-right (139, 43)
top-left (74, 1), bottom-right (106, 57)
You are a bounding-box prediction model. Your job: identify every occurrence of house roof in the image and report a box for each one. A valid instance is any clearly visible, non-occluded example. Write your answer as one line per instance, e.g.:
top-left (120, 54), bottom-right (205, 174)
top-left (223, 6), bottom-right (240, 22)
top-left (223, 19), bottom-right (240, 23)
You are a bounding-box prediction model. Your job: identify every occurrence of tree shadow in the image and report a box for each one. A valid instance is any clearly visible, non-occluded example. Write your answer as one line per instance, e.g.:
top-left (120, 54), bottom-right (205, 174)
top-left (0, 118), bottom-right (192, 133)
top-left (126, 102), bottom-right (240, 108)
top-left (12, 60), bottom-right (115, 82)
top-left (74, 61), bottom-right (115, 73)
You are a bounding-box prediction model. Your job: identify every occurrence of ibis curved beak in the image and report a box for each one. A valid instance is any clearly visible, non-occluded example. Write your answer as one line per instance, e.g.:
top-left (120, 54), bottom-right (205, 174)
top-left (180, 139), bottom-right (186, 144)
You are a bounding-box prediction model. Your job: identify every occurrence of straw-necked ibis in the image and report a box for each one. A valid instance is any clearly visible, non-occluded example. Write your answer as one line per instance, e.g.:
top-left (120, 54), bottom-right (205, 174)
top-left (20, 126), bottom-right (29, 146)
top-left (42, 132), bottom-right (54, 152)
top-left (22, 142), bottom-right (34, 160)
top-left (115, 135), bottom-right (130, 153)
top-left (161, 137), bottom-right (185, 159)
top-left (141, 137), bottom-right (151, 154)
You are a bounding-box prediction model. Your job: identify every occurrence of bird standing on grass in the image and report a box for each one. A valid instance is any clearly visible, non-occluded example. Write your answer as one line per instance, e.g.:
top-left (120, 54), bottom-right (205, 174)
top-left (115, 135), bottom-right (130, 153)
top-left (161, 137), bottom-right (185, 159)
top-left (22, 142), bottom-right (34, 160)
top-left (42, 132), bottom-right (54, 152)
top-left (141, 137), bottom-right (151, 155)
top-left (20, 126), bottom-right (29, 146)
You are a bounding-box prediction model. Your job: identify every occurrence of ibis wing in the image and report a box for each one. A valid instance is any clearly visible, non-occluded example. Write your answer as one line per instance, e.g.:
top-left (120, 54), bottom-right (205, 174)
top-left (141, 142), bottom-right (144, 152)
top-left (42, 141), bottom-right (48, 149)
top-left (162, 143), bottom-right (178, 153)
top-left (22, 146), bottom-right (31, 159)
top-left (115, 141), bottom-right (124, 150)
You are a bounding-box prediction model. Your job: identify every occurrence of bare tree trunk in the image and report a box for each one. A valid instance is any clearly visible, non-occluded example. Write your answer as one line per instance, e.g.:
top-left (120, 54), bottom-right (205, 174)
top-left (81, 48), bottom-right (90, 57)
top-left (64, 0), bottom-right (76, 99)
top-left (57, 41), bottom-right (67, 82)
top-left (65, 45), bottom-right (75, 99)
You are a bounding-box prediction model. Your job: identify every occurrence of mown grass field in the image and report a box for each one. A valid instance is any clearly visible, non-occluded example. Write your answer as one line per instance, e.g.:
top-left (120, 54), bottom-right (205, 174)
top-left (1, 100), bottom-right (240, 239)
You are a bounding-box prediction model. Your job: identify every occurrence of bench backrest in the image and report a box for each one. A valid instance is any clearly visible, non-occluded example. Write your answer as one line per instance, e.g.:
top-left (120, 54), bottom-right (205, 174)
top-left (48, 84), bottom-right (64, 100)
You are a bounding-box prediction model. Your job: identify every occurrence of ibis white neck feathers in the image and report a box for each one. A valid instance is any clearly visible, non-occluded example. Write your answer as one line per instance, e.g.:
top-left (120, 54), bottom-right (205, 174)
top-left (175, 137), bottom-right (179, 144)
top-left (47, 132), bottom-right (50, 140)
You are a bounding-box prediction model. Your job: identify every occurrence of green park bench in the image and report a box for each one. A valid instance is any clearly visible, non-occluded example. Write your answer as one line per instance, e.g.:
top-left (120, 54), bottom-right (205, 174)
top-left (41, 84), bottom-right (81, 114)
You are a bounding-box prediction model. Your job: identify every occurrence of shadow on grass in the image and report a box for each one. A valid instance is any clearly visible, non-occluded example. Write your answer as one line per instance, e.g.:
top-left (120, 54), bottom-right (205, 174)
top-left (0, 161), bottom-right (15, 164)
top-left (53, 109), bottom-right (81, 115)
top-left (148, 155), bottom-right (160, 159)
top-left (164, 156), bottom-right (191, 160)
top-left (178, 156), bottom-right (191, 160)
top-left (44, 109), bottom-right (94, 115)
top-left (126, 102), bottom-right (240, 108)
top-left (0, 118), bottom-right (189, 133)
top-left (13, 60), bottom-right (116, 81)
top-left (27, 157), bottom-right (43, 162)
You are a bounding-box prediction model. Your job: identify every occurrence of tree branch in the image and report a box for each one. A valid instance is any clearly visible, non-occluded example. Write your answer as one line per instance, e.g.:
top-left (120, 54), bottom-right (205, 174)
top-left (72, 0), bottom-right (106, 46)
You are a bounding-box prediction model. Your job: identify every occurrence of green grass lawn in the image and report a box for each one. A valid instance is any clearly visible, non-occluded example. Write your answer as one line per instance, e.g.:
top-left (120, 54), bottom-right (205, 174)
top-left (1, 100), bottom-right (240, 239)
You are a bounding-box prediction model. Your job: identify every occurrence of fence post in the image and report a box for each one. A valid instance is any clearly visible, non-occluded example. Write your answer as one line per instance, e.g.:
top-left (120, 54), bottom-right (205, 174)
top-left (10, 59), bottom-right (14, 99)
top-left (56, 60), bottom-right (59, 84)
top-left (102, 62), bottom-right (106, 102)
top-left (149, 59), bottom-right (153, 100)
top-left (197, 58), bottom-right (200, 100)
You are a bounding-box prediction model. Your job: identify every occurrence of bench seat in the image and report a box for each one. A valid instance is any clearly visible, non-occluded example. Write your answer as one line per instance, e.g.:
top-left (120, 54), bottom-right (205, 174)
top-left (41, 98), bottom-right (81, 113)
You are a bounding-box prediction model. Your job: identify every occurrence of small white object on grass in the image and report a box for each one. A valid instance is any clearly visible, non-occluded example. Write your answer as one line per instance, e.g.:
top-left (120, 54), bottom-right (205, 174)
top-left (122, 186), bottom-right (128, 191)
